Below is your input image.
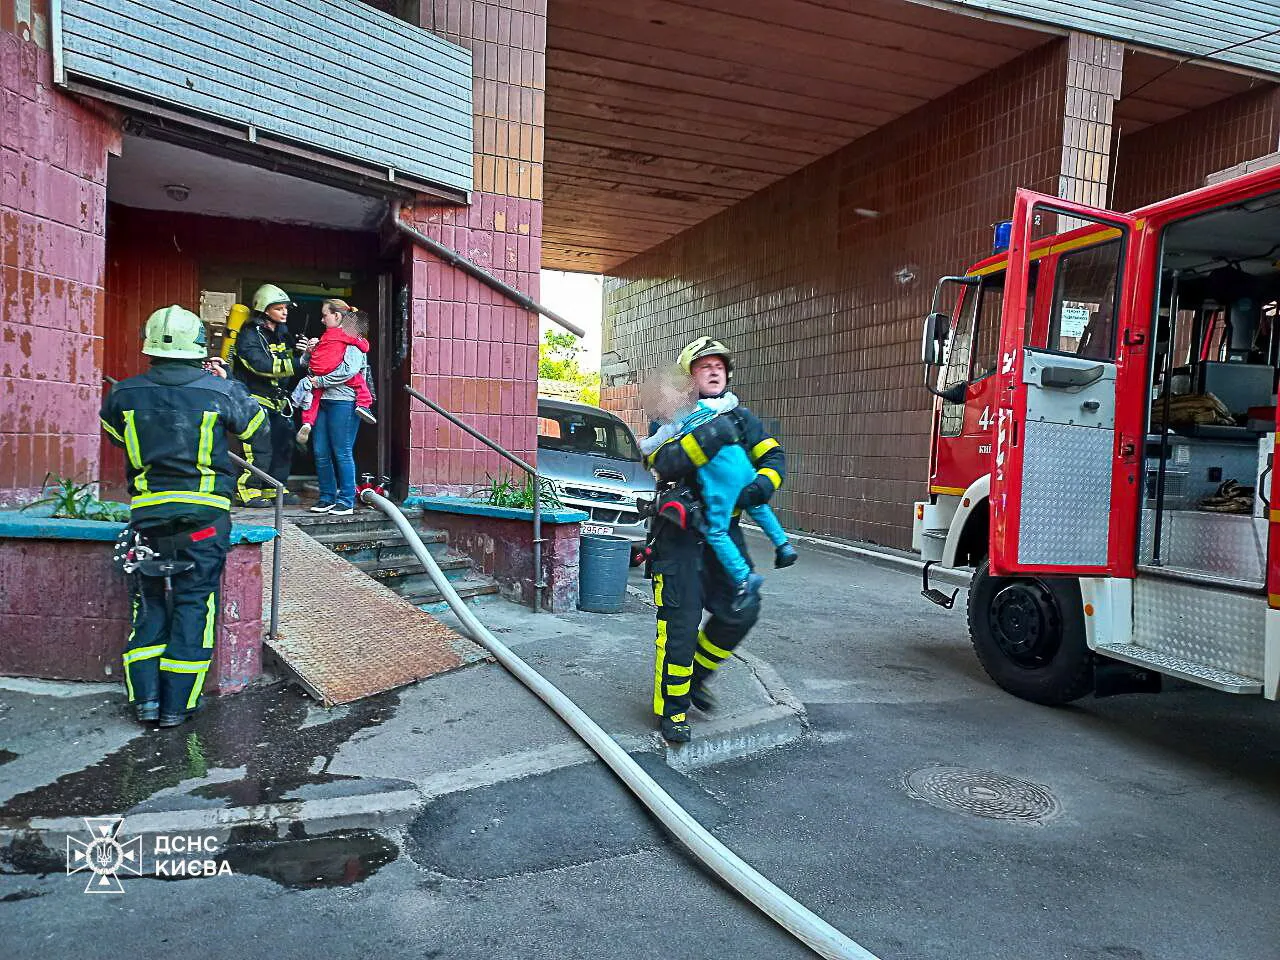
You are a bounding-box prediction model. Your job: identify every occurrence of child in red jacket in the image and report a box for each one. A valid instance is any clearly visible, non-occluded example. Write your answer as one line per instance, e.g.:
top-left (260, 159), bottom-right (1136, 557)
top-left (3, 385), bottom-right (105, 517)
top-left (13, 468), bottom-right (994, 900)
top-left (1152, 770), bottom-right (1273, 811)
top-left (295, 303), bottom-right (375, 444)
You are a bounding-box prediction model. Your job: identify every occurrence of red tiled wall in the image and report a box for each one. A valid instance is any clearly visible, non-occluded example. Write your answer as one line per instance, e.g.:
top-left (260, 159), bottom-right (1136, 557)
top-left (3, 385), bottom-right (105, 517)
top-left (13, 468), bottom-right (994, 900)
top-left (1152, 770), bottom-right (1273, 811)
top-left (0, 536), bottom-right (263, 691)
top-left (604, 42), bottom-right (1070, 548)
top-left (406, 0), bottom-right (544, 491)
top-left (1112, 86), bottom-right (1280, 211)
top-left (1, 9), bottom-right (120, 505)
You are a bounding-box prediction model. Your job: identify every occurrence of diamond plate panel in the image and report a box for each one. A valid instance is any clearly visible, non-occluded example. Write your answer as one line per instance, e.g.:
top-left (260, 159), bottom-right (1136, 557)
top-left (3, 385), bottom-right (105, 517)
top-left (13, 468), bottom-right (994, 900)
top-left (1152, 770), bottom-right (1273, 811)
top-left (1133, 577), bottom-right (1266, 679)
top-left (1139, 509), bottom-right (1267, 584)
top-left (1019, 421), bottom-right (1111, 566)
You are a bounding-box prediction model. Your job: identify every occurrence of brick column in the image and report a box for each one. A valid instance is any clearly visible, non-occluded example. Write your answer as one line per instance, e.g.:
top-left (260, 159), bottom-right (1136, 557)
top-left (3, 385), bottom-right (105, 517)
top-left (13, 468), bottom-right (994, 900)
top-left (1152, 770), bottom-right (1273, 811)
top-left (1058, 32), bottom-right (1124, 208)
top-left (405, 0), bottom-right (544, 491)
top-left (1, 1), bottom-right (120, 505)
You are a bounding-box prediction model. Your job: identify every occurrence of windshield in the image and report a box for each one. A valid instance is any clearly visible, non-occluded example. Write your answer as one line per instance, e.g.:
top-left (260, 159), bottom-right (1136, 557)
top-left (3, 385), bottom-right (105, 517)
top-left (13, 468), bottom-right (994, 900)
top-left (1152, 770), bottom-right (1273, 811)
top-left (537, 407), bottom-right (641, 462)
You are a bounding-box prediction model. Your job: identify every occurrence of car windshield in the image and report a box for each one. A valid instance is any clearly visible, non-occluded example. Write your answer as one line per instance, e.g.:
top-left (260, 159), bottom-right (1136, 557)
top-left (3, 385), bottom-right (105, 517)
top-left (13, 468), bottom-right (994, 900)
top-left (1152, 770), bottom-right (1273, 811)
top-left (537, 407), bottom-right (641, 462)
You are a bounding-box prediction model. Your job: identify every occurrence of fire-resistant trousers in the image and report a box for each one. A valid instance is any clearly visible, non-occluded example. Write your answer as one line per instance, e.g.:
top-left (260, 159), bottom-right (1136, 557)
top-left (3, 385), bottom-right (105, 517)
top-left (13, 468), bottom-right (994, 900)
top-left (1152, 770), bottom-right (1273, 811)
top-left (649, 519), bottom-right (761, 722)
top-left (123, 519), bottom-right (230, 719)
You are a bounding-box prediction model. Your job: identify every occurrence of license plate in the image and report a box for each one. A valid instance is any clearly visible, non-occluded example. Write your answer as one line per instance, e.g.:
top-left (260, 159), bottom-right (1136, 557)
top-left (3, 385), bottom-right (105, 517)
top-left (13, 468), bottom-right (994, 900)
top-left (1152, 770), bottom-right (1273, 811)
top-left (581, 523), bottom-right (614, 536)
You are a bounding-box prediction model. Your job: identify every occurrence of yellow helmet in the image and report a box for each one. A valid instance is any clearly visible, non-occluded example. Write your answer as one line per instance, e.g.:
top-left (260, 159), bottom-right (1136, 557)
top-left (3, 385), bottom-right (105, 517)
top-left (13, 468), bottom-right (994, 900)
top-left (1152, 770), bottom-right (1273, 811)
top-left (677, 336), bottom-right (733, 377)
top-left (141, 305), bottom-right (207, 359)
top-left (251, 283), bottom-right (292, 313)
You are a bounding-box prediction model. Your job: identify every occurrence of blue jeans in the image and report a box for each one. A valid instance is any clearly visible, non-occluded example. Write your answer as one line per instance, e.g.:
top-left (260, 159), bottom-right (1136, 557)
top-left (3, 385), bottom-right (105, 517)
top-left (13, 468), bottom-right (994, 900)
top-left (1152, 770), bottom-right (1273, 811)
top-left (314, 400), bottom-right (360, 508)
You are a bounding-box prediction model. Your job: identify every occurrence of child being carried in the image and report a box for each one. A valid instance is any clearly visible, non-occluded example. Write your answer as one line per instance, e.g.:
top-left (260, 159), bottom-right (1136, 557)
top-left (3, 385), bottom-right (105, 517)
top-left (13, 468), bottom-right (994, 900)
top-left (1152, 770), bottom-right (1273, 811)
top-left (294, 305), bottom-right (376, 444)
top-left (641, 372), bottom-right (797, 612)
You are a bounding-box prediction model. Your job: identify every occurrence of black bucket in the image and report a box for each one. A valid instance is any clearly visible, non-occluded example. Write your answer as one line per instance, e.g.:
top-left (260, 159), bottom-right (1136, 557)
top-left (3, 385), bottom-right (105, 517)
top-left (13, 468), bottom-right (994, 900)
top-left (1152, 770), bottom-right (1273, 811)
top-left (578, 534), bottom-right (631, 613)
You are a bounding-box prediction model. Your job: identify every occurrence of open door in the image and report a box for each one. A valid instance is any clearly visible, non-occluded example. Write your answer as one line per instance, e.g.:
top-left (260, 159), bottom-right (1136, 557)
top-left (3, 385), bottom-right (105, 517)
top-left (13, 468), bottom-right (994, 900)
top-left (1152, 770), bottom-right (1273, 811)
top-left (990, 189), bottom-right (1145, 577)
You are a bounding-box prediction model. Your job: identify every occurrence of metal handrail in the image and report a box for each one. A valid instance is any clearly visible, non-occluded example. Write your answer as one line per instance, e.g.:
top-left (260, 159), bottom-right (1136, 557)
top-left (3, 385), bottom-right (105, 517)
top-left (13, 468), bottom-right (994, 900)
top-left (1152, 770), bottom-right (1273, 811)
top-left (403, 384), bottom-right (545, 612)
top-left (103, 375), bottom-right (283, 642)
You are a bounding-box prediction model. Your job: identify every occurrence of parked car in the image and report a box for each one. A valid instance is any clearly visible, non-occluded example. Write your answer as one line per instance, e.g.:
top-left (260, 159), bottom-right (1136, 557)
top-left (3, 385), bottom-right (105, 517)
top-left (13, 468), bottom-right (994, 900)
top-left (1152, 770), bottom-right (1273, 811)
top-left (536, 397), bottom-right (654, 541)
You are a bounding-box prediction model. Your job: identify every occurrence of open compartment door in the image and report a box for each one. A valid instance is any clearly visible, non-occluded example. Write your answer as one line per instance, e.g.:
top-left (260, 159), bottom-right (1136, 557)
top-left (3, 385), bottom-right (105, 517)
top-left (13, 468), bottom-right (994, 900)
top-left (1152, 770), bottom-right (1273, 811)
top-left (990, 189), bottom-right (1143, 577)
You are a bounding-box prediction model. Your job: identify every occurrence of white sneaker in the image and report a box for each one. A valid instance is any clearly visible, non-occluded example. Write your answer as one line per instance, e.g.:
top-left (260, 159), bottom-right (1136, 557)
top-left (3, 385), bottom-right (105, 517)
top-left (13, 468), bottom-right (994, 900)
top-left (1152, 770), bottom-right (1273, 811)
top-left (308, 502), bottom-right (335, 514)
top-left (329, 506), bottom-right (355, 516)
top-left (356, 407), bottom-right (377, 425)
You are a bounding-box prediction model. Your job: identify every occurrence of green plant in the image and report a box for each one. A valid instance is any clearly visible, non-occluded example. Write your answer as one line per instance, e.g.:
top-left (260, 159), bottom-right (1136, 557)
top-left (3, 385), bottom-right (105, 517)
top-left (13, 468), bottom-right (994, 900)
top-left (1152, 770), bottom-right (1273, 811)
top-left (21, 473), bottom-right (130, 522)
top-left (473, 472), bottom-right (563, 511)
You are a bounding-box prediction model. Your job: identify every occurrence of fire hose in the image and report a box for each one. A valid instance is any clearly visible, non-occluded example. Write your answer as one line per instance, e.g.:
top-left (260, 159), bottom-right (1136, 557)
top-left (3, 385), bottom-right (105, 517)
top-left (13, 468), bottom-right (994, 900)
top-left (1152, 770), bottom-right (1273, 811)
top-left (360, 489), bottom-right (881, 960)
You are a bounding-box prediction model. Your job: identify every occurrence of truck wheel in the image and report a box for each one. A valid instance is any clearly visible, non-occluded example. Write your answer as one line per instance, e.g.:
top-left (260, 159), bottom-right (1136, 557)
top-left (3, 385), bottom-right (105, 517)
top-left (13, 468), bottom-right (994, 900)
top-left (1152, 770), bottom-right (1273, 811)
top-left (967, 559), bottom-right (1092, 705)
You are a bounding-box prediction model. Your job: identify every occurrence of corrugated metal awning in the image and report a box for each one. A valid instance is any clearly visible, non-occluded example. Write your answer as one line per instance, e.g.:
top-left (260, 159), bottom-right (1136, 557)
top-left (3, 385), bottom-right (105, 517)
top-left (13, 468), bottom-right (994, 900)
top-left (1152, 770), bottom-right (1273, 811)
top-left (53, 0), bottom-right (473, 199)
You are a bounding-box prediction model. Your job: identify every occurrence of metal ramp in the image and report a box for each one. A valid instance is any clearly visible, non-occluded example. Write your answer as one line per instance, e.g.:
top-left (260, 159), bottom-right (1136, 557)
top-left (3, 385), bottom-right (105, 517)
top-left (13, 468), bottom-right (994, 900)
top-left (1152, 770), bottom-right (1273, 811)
top-left (263, 523), bottom-right (485, 705)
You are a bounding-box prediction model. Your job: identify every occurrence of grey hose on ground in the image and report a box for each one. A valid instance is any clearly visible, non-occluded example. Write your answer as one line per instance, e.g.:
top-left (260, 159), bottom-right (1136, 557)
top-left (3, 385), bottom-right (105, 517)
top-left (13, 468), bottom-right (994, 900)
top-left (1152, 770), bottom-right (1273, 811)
top-left (361, 489), bottom-right (881, 960)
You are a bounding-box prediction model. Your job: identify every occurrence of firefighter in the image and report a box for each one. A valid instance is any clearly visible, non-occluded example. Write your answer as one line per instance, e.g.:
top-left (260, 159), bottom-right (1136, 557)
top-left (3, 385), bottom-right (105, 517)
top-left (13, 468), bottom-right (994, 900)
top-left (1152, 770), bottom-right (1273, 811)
top-left (101, 306), bottom-right (270, 727)
top-left (230, 283), bottom-right (304, 505)
top-left (644, 336), bottom-right (787, 743)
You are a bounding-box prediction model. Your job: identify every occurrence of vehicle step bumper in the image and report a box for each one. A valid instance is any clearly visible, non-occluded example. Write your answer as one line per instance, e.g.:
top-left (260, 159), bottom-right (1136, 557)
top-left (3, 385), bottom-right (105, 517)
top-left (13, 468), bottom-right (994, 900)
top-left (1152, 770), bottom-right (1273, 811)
top-left (1095, 642), bottom-right (1262, 695)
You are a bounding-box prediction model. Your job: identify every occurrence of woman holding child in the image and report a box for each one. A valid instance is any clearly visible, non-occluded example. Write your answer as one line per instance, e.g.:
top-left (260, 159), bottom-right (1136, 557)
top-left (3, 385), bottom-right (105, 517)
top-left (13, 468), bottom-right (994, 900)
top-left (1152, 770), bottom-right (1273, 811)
top-left (295, 299), bottom-right (376, 516)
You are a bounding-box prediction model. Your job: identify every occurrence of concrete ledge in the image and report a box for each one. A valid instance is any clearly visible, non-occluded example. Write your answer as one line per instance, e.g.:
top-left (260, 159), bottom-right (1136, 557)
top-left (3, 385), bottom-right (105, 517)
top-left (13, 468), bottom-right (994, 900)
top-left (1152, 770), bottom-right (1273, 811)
top-left (0, 512), bottom-right (276, 544)
top-left (405, 494), bottom-right (588, 525)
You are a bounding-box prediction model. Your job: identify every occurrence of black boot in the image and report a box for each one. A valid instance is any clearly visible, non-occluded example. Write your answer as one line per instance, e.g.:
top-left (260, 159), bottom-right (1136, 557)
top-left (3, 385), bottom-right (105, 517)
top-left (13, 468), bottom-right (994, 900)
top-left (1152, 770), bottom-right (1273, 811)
top-left (690, 682), bottom-right (718, 714)
top-left (775, 542), bottom-right (798, 568)
top-left (660, 714), bottom-right (691, 743)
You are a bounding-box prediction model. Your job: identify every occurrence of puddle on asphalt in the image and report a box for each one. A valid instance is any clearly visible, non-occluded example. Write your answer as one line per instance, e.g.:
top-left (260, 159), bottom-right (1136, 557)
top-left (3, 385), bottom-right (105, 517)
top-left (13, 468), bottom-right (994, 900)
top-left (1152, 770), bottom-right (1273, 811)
top-left (0, 686), bottom-right (399, 821)
top-left (220, 829), bottom-right (398, 889)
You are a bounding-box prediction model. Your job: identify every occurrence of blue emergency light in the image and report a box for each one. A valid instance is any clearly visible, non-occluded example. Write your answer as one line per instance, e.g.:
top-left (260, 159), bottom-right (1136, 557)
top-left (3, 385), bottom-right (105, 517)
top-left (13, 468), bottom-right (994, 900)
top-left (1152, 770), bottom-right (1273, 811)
top-left (992, 220), bottom-right (1012, 253)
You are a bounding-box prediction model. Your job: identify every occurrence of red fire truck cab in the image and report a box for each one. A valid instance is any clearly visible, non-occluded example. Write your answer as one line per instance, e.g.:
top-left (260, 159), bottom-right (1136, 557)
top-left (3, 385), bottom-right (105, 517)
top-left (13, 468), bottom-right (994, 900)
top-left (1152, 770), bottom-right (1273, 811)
top-left (915, 160), bottom-right (1280, 706)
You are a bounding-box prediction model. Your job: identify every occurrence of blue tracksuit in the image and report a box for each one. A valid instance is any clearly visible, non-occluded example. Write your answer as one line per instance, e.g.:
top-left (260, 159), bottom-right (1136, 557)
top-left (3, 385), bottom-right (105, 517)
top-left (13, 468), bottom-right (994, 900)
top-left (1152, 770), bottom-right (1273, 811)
top-left (670, 404), bottom-right (788, 583)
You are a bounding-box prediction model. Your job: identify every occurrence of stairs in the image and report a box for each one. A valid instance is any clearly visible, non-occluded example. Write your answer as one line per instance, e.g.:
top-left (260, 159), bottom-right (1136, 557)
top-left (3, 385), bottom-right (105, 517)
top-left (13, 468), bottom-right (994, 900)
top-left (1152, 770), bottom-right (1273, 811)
top-left (293, 508), bottom-right (500, 610)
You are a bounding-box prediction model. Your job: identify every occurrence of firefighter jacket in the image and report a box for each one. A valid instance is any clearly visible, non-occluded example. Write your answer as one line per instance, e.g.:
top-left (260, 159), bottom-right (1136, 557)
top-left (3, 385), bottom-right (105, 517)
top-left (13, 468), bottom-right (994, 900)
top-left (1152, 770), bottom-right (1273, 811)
top-left (645, 403), bottom-right (786, 507)
top-left (101, 361), bottom-right (270, 522)
top-left (230, 313), bottom-right (299, 412)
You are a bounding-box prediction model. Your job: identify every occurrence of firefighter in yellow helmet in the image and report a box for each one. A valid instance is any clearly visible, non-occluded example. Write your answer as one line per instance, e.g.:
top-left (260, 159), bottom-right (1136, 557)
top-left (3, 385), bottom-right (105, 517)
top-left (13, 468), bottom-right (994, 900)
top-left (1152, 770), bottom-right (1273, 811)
top-left (101, 306), bottom-right (271, 727)
top-left (228, 284), bottom-right (306, 505)
top-left (642, 336), bottom-right (788, 742)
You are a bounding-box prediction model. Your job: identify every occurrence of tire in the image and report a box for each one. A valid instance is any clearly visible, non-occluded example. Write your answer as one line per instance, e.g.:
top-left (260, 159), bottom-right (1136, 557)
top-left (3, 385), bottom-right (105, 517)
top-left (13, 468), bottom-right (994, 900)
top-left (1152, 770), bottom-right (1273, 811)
top-left (966, 559), bottom-right (1092, 705)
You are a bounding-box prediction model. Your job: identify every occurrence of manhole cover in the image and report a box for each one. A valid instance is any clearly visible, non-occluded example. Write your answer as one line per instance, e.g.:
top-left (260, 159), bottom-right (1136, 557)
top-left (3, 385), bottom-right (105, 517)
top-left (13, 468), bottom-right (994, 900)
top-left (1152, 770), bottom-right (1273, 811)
top-left (904, 766), bottom-right (1060, 823)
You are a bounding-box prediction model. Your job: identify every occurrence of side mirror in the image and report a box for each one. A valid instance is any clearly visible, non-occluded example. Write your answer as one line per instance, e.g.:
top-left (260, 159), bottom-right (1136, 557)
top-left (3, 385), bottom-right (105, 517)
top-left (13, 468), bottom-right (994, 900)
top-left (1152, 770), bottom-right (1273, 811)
top-left (921, 311), bottom-right (951, 366)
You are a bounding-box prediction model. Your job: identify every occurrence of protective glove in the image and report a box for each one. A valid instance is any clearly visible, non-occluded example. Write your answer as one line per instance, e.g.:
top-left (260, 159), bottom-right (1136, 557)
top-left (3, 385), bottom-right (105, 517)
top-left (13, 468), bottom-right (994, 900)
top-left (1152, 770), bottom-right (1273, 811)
top-left (735, 474), bottom-right (774, 510)
top-left (688, 415), bottom-right (741, 459)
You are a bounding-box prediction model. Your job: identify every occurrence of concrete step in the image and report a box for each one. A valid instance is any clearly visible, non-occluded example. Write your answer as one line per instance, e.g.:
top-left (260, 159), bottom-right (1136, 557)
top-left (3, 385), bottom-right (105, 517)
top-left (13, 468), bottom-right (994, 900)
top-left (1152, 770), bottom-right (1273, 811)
top-left (292, 507), bottom-right (423, 537)
top-left (308, 530), bottom-right (450, 564)
top-left (353, 553), bottom-right (473, 585)
top-left (399, 574), bottom-right (501, 609)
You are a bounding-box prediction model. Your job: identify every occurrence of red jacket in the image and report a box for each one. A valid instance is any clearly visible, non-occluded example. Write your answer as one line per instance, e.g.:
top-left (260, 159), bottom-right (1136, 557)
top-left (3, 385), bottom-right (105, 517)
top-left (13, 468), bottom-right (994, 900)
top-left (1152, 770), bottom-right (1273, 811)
top-left (309, 327), bottom-right (369, 376)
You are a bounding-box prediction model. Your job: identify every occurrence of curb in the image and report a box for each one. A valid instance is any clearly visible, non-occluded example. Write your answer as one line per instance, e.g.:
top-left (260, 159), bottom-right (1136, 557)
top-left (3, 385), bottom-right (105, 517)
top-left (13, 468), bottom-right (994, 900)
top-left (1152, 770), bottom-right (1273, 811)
top-left (0, 788), bottom-right (422, 876)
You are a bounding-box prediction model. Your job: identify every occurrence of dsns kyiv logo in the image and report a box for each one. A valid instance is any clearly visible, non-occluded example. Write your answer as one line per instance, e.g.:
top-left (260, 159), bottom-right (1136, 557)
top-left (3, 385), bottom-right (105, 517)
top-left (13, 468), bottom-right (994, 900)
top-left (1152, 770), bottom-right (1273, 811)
top-left (66, 818), bottom-right (143, 893)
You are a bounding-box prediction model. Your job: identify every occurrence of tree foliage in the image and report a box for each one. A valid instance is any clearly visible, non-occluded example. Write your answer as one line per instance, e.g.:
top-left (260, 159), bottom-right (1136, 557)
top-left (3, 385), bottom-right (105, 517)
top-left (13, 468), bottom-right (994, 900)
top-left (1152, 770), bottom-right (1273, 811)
top-left (538, 329), bottom-right (600, 405)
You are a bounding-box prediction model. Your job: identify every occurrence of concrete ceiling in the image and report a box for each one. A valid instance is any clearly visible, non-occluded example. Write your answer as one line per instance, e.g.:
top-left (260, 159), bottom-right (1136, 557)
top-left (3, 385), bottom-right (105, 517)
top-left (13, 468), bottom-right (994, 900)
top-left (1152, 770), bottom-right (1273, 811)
top-left (541, 0), bottom-right (1053, 274)
top-left (107, 136), bottom-right (387, 230)
top-left (541, 0), bottom-right (1275, 275)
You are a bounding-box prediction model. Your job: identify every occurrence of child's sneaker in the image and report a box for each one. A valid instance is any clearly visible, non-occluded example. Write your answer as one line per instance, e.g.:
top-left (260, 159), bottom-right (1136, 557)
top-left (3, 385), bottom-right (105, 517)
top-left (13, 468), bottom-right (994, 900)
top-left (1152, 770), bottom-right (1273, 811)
top-left (730, 572), bottom-right (764, 613)
top-left (356, 407), bottom-right (377, 425)
top-left (775, 542), bottom-right (798, 568)
top-left (296, 423), bottom-right (312, 444)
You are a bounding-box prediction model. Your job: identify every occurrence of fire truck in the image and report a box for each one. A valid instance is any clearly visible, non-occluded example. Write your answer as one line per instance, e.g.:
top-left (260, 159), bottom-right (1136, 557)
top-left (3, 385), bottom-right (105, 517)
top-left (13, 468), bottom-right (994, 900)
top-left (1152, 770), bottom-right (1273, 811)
top-left (913, 159), bottom-right (1280, 706)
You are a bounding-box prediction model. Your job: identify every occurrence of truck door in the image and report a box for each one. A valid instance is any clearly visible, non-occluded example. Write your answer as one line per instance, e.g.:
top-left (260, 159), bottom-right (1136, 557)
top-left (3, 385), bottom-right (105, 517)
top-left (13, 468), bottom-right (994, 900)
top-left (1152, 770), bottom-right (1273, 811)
top-left (990, 189), bottom-right (1143, 577)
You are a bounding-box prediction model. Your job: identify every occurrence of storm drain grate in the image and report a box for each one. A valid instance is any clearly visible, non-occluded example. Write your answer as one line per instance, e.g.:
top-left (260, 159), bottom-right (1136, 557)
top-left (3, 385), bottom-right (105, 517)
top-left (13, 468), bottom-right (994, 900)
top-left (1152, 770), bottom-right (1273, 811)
top-left (904, 766), bottom-right (1060, 823)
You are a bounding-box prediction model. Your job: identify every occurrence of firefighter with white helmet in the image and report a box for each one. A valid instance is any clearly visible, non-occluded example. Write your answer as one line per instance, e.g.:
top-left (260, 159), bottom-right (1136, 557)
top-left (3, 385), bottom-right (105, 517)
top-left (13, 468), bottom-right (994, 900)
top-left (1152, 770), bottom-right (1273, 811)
top-left (229, 284), bottom-right (304, 505)
top-left (643, 335), bottom-right (788, 742)
top-left (101, 305), bottom-right (271, 727)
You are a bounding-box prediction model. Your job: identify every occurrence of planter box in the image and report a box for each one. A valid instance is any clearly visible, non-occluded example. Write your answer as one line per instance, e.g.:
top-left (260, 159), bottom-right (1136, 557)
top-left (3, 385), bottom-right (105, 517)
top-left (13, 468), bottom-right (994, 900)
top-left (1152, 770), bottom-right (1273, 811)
top-left (405, 495), bottom-right (587, 613)
top-left (0, 514), bottom-right (275, 694)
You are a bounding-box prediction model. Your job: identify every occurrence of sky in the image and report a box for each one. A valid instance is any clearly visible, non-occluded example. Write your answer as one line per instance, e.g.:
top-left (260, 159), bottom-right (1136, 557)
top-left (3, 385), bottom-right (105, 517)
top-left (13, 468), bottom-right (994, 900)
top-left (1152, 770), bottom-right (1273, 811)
top-left (539, 270), bottom-right (604, 371)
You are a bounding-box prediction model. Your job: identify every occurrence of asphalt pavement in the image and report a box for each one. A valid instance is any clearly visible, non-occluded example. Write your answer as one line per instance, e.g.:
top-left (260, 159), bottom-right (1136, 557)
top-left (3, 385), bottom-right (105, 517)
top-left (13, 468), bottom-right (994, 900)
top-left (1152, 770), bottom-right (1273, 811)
top-left (2, 529), bottom-right (1278, 960)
